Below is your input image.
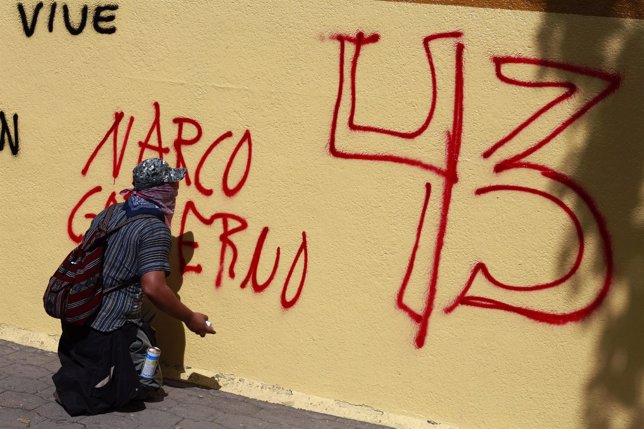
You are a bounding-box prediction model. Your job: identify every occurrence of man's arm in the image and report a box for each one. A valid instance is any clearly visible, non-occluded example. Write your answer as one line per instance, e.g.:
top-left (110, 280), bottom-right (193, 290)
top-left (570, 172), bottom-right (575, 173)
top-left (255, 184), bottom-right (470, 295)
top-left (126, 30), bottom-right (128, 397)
top-left (141, 270), bottom-right (216, 337)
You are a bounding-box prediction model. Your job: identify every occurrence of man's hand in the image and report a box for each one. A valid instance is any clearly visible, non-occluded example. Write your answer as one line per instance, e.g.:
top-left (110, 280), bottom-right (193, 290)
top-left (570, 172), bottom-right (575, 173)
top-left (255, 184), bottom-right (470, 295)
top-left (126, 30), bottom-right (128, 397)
top-left (186, 312), bottom-right (216, 337)
top-left (141, 271), bottom-right (216, 337)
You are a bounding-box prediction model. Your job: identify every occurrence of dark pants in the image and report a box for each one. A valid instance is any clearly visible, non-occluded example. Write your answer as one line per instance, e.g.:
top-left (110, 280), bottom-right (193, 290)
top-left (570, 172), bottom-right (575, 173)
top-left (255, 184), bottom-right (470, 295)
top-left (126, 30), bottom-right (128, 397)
top-left (52, 321), bottom-right (159, 416)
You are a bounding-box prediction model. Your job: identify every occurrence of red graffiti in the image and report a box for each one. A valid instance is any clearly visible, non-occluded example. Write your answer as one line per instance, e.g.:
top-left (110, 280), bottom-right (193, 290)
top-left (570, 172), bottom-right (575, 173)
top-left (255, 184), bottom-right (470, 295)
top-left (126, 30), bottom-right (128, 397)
top-left (69, 102), bottom-right (309, 309)
top-left (445, 57), bottom-right (618, 324)
top-left (173, 116), bottom-right (202, 186)
top-left (81, 112), bottom-right (133, 179)
top-left (223, 129), bottom-right (252, 197)
top-left (137, 101), bottom-right (170, 162)
top-left (67, 185), bottom-right (102, 242)
top-left (328, 32), bottom-right (619, 348)
top-left (239, 227), bottom-right (280, 293)
top-left (281, 231), bottom-right (308, 309)
top-left (330, 31), bottom-right (464, 348)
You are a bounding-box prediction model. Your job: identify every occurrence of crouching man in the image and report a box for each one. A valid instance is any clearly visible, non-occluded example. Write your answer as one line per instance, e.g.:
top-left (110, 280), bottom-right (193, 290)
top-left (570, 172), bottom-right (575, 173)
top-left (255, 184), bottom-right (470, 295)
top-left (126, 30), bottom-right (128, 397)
top-left (53, 157), bottom-right (215, 416)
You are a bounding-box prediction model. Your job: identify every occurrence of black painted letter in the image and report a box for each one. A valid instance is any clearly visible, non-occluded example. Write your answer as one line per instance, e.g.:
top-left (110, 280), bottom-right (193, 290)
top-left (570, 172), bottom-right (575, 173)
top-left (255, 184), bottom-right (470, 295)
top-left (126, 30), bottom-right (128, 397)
top-left (93, 5), bottom-right (118, 34)
top-left (17, 2), bottom-right (43, 37)
top-left (0, 113), bottom-right (20, 156)
top-left (63, 4), bottom-right (87, 35)
top-left (47, 2), bottom-right (57, 32)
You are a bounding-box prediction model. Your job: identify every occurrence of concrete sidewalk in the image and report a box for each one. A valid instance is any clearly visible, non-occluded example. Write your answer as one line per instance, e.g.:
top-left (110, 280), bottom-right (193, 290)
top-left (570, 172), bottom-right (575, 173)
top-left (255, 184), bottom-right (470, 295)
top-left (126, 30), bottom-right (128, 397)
top-left (0, 339), bottom-right (392, 429)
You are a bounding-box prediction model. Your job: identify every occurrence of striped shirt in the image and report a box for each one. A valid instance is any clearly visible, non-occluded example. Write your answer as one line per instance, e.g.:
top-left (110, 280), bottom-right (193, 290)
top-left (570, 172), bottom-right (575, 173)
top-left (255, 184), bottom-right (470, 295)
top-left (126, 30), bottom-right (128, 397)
top-left (87, 199), bottom-right (171, 332)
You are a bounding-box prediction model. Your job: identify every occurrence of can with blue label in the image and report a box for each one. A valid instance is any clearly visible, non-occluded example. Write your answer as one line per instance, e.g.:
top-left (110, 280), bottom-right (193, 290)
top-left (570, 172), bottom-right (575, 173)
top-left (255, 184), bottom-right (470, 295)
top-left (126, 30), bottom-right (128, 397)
top-left (140, 347), bottom-right (161, 379)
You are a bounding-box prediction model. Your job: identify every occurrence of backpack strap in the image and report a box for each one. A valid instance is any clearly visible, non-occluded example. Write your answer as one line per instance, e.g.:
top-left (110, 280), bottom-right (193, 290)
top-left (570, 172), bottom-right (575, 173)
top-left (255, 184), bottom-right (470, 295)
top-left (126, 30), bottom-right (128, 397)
top-left (99, 203), bottom-right (120, 233)
top-left (80, 204), bottom-right (121, 251)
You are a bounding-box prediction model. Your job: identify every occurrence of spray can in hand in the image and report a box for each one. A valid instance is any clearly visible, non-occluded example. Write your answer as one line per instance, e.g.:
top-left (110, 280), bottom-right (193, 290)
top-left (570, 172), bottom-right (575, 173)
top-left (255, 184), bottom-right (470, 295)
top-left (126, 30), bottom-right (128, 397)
top-left (141, 347), bottom-right (161, 379)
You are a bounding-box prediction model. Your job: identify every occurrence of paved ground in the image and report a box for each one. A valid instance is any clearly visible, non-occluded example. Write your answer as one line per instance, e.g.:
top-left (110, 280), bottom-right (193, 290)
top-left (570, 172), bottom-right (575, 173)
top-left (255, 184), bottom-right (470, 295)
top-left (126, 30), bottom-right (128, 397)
top-left (0, 339), bottom-right (392, 429)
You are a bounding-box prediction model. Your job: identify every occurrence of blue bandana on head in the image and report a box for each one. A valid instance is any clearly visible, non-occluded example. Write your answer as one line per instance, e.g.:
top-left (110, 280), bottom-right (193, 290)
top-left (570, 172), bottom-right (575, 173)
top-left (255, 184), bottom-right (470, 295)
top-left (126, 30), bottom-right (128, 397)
top-left (123, 195), bottom-right (165, 222)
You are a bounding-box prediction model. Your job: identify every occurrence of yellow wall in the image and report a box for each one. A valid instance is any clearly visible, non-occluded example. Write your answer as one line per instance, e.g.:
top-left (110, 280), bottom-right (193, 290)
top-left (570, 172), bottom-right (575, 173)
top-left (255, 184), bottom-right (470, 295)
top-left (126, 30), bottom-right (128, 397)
top-left (0, 1), bottom-right (642, 428)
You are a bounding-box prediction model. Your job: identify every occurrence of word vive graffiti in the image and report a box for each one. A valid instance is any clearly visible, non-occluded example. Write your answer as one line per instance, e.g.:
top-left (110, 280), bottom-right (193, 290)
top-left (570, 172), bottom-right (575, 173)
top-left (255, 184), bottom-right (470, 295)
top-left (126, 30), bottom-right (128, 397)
top-left (328, 32), bottom-right (620, 348)
top-left (18, 2), bottom-right (118, 37)
top-left (0, 112), bottom-right (19, 156)
top-left (70, 102), bottom-right (308, 309)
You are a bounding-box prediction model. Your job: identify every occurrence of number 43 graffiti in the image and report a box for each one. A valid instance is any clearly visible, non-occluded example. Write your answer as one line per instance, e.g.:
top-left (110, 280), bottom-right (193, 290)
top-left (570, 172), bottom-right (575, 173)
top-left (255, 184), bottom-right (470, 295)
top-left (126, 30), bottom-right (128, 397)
top-left (327, 32), bottom-right (620, 348)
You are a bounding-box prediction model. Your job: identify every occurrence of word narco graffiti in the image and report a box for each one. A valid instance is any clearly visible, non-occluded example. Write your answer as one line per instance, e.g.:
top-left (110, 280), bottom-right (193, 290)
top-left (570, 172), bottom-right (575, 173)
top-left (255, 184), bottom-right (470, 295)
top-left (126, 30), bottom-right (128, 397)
top-left (69, 102), bottom-right (308, 309)
top-left (328, 32), bottom-right (619, 348)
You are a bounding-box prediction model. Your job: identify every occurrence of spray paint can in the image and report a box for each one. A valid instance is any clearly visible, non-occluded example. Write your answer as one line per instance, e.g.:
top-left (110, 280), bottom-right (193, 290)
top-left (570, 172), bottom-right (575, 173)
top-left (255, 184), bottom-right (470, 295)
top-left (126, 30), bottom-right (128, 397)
top-left (140, 347), bottom-right (161, 379)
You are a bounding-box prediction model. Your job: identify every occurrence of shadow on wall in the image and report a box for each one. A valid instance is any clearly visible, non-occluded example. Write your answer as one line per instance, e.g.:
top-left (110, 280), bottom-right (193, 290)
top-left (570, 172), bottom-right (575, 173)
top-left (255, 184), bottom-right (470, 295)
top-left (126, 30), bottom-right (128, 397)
top-left (143, 233), bottom-right (195, 381)
top-left (535, 1), bottom-right (644, 427)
